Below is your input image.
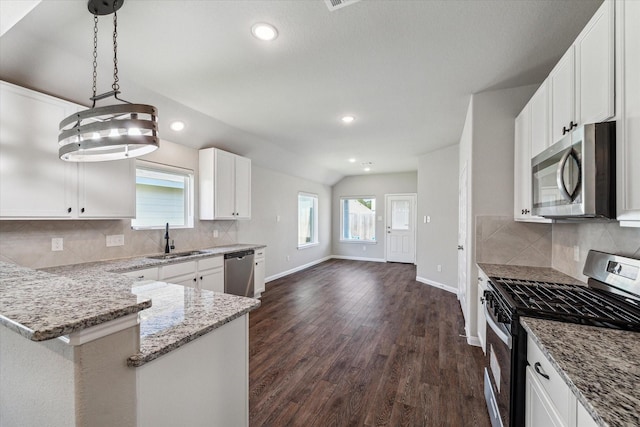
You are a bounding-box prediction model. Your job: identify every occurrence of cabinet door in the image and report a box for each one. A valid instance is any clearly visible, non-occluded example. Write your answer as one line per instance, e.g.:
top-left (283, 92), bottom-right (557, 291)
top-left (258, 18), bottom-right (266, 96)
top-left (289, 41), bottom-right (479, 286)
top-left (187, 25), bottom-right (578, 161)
top-left (78, 158), bottom-right (135, 218)
top-left (234, 155), bottom-right (251, 219)
top-left (530, 81), bottom-right (550, 158)
top-left (525, 367), bottom-right (566, 427)
top-left (514, 106), bottom-right (531, 221)
top-left (199, 268), bottom-right (224, 293)
top-left (575, 1), bottom-right (614, 126)
top-left (214, 150), bottom-right (236, 219)
top-left (0, 82), bottom-right (77, 218)
top-left (254, 259), bottom-right (265, 295)
top-left (172, 274), bottom-right (198, 288)
top-left (616, 0), bottom-right (640, 225)
top-left (550, 48), bottom-right (575, 145)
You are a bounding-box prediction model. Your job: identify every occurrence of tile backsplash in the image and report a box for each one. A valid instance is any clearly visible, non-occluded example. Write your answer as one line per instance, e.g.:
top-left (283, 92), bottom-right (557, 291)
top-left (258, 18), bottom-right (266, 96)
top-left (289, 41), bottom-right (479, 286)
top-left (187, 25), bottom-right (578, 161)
top-left (552, 222), bottom-right (640, 282)
top-left (0, 220), bottom-right (237, 269)
top-left (475, 216), bottom-right (552, 267)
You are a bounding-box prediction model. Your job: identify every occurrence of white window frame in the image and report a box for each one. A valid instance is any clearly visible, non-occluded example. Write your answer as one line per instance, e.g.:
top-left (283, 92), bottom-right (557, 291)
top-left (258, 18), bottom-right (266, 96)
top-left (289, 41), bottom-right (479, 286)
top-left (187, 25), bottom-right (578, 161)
top-left (339, 196), bottom-right (377, 244)
top-left (297, 192), bottom-right (319, 249)
top-left (131, 160), bottom-right (195, 230)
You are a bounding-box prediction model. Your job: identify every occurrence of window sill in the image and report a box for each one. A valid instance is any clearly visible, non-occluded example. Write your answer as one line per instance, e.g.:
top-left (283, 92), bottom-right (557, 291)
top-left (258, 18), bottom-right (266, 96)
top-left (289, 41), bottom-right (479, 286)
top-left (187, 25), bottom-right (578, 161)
top-left (297, 242), bottom-right (319, 250)
top-left (339, 240), bottom-right (377, 244)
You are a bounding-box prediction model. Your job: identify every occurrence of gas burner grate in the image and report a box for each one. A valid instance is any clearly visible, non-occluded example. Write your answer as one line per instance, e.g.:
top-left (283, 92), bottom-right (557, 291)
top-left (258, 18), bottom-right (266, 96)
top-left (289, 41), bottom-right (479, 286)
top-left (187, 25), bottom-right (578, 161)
top-left (490, 277), bottom-right (640, 330)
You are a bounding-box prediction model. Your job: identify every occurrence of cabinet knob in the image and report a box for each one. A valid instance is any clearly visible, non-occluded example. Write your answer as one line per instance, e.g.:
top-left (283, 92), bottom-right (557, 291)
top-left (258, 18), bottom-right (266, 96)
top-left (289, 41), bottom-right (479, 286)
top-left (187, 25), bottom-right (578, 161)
top-left (200, 276), bottom-right (203, 281)
top-left (193, 278), bottom-right (197, 282)
top-left (81, 207), bottom-right (85, 213)
top-left (68, 207), bottom-right (72, 213)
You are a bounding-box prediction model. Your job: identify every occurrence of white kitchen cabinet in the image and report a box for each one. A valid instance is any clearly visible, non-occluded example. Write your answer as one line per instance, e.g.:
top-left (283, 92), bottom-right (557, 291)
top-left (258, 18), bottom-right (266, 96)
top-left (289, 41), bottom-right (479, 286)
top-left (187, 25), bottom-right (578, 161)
top-left (514, 104), bottom-right (551, 223)
top-left (575, 0), bottom-right (614, 126)
top-left (476, 271), bottom-right (488, 354)
top-left (78, 159), bottom-right (136, 218)
top-left (530, 81), bottom-right (550, 158)
top-left (549, 1), bottom-right (614, 146)
top-left (525, 366), bottom-right (566, 427)
top-left (197, 256), bottom-right (225, 293)
top-left (549, 48), bottom-right (576, 145)
top-left (254, 248), bottom-right (266, 297)
top-left (0, 81), bottom-right (136, 220)
top-left (616, 0), bottom-right (640, 226)
top-left (576, 402), bottom-right (598, 427)
top-left (199, 148), bottom-right (251, 220)
top-left (122, 267), bottom-right (159, 281)
top-left (159, 257), bottom-right (224, 292)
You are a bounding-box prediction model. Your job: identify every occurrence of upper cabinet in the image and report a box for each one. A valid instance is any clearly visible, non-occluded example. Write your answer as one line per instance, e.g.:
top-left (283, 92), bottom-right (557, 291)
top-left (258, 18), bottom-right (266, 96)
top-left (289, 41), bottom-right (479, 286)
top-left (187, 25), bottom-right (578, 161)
top-left (199, 147), bottom-right (251, 220)
top-left (0, 81), bottom-right (135, 219)
top-left (616, 0), bottom-right (640, 226)
top-left (514, 104), bottom-right (551, 223)
top-left (530, 80), bottom-right (550, 158)
top-left (549, 1), bottom-right (614, 146)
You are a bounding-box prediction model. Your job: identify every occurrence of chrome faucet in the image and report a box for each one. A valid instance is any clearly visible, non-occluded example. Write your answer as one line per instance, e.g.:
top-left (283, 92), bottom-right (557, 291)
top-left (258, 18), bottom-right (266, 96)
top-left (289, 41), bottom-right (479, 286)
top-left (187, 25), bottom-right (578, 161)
top-left (164, 223), bottom-right (175, 253)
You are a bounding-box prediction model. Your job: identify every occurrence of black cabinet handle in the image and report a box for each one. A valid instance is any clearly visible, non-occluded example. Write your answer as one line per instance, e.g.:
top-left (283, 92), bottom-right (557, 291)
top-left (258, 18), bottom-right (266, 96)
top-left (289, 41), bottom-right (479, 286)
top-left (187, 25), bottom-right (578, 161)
top-left (570, 120), bottom-right (578, 130)
top-left (534, 362), bottom-right (549, 380)
top-left (67, 207), bottom-right (72, 213)
top-left (81, 208), bottom-right (85, 213)
top-left (562, 126), bottom-right (569, 135)
top-left (200, 276), bottom-right (203, 281)
top-left (193, 278), bottom-right (197, 282)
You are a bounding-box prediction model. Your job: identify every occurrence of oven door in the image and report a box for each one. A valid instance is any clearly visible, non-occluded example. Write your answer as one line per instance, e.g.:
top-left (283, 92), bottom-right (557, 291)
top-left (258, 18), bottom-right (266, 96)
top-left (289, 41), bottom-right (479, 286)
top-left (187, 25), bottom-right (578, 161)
top-left (484, 303), bottom-right (512, 427)
top-left (531, 128), bottom-right (584, 217)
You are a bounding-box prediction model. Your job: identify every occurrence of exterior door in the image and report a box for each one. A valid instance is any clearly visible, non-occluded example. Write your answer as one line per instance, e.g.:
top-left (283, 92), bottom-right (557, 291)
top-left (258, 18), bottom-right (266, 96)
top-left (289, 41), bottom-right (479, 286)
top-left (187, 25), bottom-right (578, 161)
top-left (385, 194), bottom-right (416, 263)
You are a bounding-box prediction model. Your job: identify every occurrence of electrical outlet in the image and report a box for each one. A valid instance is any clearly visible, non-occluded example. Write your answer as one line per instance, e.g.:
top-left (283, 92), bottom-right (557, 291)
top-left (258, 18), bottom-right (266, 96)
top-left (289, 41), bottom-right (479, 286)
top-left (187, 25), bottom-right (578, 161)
top-left (51, 238), bottom-right (63, 251)
top-left (276, 215), bottom-right (281, 222)
top-left (427, 215), bottom-right (431, 223)
top-left (573, 245), bottom-right (580, 262)
top-left (213, 230), bottom-right (219, 238)
top-left (106, 234), bottom-right (124, 247)
top-left (437, 264), bottom-right (442, 272)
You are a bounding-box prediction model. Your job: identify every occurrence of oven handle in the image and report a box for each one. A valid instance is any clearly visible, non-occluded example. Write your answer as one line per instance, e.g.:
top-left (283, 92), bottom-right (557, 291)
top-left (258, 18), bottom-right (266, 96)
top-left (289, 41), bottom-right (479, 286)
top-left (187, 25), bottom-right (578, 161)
top-left (484, 303), bottom-right (512, 349)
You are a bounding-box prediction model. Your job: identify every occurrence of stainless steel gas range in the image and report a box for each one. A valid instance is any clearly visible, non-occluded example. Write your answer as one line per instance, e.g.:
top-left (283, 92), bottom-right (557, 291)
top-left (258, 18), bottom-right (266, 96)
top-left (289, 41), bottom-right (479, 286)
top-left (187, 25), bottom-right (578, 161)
top-left (481, 251), bottom-right (640, 427)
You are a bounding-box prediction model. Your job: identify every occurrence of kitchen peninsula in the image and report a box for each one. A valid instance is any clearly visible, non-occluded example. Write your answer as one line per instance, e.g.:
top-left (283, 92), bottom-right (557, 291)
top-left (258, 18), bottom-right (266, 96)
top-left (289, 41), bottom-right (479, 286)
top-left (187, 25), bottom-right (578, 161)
top-left (0, 245), bottom-right (262, 427)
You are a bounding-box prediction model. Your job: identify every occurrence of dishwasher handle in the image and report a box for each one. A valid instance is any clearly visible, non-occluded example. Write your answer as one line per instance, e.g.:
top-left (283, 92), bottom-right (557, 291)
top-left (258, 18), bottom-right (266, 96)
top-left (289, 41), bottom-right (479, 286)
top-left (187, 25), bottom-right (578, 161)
top-left (224, 249), bottom-right (255, 260)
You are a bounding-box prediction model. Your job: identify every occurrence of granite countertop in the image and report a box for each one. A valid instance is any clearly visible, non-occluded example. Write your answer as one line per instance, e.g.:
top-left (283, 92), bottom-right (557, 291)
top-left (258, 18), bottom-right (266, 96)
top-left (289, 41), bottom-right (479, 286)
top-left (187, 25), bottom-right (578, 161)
top-left (521, 317), bottom-right (640, 427)
top-left (0, 243), bottom-right (264, 365)
top-left (477, 263), bottom-right (585, 285)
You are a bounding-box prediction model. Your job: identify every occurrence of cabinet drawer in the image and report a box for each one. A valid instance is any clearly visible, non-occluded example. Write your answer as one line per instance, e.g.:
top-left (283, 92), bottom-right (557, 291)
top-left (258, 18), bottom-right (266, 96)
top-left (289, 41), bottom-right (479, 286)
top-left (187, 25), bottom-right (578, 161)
top-left (255, 249), bottom-right (265, 260)
top-left (198, 256), bottom-right (223, 271)
top-left (123, 267), bottom-right (159, 281)
top-left (161, 261), bottom-right (196, 280)
top-left (527, 336), bottom-right (571, 425)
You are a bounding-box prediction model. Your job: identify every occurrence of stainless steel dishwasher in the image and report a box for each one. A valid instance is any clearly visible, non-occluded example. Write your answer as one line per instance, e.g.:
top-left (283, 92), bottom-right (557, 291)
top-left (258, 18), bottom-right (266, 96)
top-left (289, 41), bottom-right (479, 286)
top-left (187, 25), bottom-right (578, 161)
top-left (224, 249), bottom-right (255, 297)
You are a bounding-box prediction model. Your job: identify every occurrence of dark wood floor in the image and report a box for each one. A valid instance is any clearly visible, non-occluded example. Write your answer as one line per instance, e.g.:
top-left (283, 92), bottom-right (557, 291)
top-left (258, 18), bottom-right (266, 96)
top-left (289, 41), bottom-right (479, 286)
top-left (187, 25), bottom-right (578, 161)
top-left (248, 259), bottom-right (490, 427)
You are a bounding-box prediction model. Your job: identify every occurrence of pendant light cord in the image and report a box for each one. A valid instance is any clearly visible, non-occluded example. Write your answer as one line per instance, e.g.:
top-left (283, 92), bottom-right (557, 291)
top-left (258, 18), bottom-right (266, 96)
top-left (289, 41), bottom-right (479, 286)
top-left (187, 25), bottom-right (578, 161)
top-left (112, 4), bottom-right (120, 95)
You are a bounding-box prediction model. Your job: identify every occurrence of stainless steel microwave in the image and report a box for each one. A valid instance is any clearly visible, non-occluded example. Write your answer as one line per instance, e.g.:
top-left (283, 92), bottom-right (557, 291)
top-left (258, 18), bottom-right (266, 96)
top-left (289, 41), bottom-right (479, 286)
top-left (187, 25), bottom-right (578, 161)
top-left (531, 122), bottom-right (615, 219)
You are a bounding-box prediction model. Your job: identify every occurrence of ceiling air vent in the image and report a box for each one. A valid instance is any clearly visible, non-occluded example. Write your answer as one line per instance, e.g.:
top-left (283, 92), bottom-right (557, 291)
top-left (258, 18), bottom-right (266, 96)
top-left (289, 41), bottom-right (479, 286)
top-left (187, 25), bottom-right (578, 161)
top-left (324, 0), bottom-right (361, 12)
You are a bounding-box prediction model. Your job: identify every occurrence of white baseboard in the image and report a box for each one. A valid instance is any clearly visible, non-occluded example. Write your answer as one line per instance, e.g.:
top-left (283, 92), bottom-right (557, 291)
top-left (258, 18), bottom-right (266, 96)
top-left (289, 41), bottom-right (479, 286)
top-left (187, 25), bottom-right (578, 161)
top-left (415, 276), bottom-right (458, 294)
top-left (331, 255), bottom-right (386, 263)
top-left (265, 256), bottom-right (332, 283)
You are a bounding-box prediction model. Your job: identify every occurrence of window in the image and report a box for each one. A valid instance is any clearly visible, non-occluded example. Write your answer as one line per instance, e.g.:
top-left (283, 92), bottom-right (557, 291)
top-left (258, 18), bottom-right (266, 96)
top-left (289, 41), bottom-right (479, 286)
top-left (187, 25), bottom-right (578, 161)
top-left (340, 197), bottom-right (376, 242)
top-left (298, 192), bottom-right (318, 248)
top-left (131, 161), bottom-right (194, 229)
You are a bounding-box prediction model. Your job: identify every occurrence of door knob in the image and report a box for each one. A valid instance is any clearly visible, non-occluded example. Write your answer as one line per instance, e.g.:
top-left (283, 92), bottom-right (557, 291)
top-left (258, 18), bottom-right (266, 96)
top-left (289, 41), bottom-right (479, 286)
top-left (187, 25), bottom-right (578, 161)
top-left (457, 245), bottom-right (464, 250)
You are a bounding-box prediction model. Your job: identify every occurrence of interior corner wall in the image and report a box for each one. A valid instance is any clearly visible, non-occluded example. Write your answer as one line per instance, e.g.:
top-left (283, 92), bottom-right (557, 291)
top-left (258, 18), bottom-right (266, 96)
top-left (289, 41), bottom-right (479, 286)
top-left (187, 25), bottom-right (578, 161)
top-left (235, 165), bottom-right (332, 279)
top-left (331, 172), bottom-right (418, 261)
top-left (416, 144), bottom-right (459, 289)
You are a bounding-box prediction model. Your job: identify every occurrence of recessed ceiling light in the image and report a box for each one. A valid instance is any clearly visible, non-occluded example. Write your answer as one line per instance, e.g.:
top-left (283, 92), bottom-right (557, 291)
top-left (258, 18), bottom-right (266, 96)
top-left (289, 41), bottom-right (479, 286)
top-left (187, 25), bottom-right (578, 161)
top-left (342, 115), bottom-right (355, 124)
top-left (348, 158), bottom-right (356, 163)
top-left (251, 23), bottom-right (278, 41)
top-left (364, 167), bottom-right (371, 172)
top-left (170, 121), bottom-right (185, 131)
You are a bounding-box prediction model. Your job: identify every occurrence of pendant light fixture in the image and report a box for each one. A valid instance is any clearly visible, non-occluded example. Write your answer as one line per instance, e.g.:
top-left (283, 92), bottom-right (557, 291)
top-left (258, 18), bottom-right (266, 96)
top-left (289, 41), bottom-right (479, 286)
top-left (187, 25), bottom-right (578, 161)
top-left (58, 0), bottom-right (159, 162)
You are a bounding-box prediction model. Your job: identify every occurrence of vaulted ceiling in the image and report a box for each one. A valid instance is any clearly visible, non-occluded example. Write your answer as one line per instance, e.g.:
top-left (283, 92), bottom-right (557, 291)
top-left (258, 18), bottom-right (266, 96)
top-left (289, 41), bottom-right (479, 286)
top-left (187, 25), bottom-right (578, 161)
top-left (0, 0), bottom-right (602, 185)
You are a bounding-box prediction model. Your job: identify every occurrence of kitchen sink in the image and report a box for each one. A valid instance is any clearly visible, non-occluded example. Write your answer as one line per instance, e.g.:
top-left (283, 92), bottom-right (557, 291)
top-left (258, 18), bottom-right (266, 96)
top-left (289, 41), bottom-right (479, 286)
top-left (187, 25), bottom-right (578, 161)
top-left (147, 250), bottom-right (209, 260)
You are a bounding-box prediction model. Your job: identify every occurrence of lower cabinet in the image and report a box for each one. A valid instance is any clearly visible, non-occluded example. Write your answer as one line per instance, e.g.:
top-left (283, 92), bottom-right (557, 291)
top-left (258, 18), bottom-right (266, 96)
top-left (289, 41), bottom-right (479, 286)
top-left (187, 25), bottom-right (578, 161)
top-left (254, 248), bottom-right (266, 297)
top-left (158, 257), bottom-right (224, 292)
top-left (122, 267), bottom-right (159, 282)
top-left (526, 335), bottom-right (598, 427)
top-left (477, 271), bottom-right (488, 354)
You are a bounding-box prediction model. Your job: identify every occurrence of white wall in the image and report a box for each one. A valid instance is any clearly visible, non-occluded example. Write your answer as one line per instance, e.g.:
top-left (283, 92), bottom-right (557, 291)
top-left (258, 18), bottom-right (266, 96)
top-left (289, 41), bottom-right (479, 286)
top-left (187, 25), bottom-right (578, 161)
top-left (236, 165), bottom-right (332, 280)
top-left (416, 144), bottom-right (459, 290)
top-left (331, 172), bottom-right (417, 261)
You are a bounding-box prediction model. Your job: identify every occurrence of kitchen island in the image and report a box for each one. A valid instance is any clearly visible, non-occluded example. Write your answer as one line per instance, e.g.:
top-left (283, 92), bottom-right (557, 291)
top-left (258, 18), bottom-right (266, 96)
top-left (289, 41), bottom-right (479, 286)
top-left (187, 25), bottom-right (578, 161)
top-left (0, 244), bottom-right (263, 427)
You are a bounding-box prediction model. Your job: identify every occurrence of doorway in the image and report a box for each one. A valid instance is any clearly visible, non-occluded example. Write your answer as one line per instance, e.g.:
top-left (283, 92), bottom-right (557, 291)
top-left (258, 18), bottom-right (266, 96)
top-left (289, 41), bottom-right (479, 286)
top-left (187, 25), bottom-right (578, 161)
top-left (385, 193), bottom-right (417, 263)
